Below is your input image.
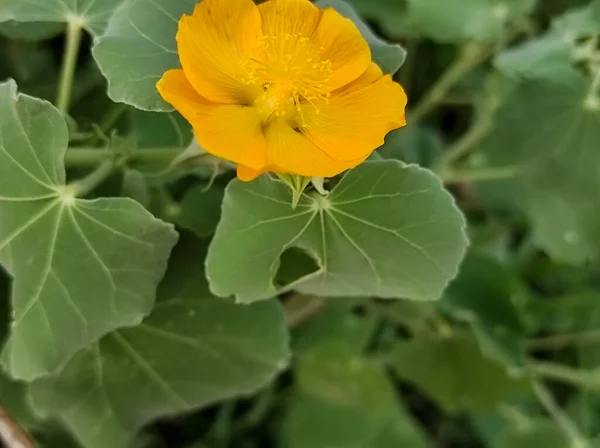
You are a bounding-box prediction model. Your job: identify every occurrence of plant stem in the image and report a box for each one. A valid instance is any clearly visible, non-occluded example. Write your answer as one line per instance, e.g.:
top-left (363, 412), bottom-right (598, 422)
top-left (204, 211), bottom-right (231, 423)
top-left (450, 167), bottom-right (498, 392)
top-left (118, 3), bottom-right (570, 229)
top-left (530, 361), bottom-right (600, 391)
top-left (498, 404), bottom-right (533, 430)
top-left (64, 147), bottom-right (186, 166)
top-left (285, 295), bottom-right (325, 328)
top-left (69, 160), bottom-right (115, 197)
top-left (410, 41), bottom-right (489, 123)
top-left (436, 106), bottom-right (497, 173)
top-left (584, 63), bottom-right (600, 111)
top-left (213, 401), bottom-right (236, 448)
top-left (56, 20), bottom-right (83, 113)
top-left (531, 379), bottom-right (590, 448)
top-left (441, 166), bottom-right (518, 183)
top-left (530, 330), bottom-right (600, 350)
top-left (0, 406), bottom-right (36, 448)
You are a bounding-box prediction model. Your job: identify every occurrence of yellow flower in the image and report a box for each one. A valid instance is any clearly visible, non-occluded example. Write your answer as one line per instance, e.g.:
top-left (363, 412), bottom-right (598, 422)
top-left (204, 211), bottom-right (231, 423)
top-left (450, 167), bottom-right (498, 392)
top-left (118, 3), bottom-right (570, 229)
top-left (157, 0), bottom-right (407, 181)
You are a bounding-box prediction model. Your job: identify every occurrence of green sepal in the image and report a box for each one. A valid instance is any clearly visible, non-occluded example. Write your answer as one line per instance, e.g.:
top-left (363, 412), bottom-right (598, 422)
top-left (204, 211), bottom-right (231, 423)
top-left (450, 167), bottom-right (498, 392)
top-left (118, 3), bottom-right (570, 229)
top-left (276, 174), bottom-right (312, 208)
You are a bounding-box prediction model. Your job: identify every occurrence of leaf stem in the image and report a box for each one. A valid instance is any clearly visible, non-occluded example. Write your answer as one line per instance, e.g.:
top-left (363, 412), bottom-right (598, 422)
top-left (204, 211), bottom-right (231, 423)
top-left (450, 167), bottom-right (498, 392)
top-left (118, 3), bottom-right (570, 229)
top-left (435, 73), bottom-right (504, 179)
top-left (498, 403), bottom-right (533, 431)
top-left (410, 41), bottom-right (489, 123)
top-left (56, 20), bottom-right (83, 113)
top-left (530, 330), bottom-right (600, 350)
top-left (64, 147), bottom-right (187, 166)
top-left (531, 379), bottom-right (590, 448)
top-left (441, 166), bottom-right (518, 183)
top-left (0, 406), bottom-right (36, 448)
top-left (584, 63), bottom-right (600, 111)
top-left (529, 361), bottom-right (600, 391)
top-left (69, 160), bottom-right (115, 197)
top-left (213, 401), bottom-right (236, 448)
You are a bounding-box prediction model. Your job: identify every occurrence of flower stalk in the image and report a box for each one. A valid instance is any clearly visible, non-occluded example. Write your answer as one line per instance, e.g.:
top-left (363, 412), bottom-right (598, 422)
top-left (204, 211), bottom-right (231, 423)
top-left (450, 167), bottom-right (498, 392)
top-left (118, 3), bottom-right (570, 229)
top-left (56, 20), bottom-right (84, 113)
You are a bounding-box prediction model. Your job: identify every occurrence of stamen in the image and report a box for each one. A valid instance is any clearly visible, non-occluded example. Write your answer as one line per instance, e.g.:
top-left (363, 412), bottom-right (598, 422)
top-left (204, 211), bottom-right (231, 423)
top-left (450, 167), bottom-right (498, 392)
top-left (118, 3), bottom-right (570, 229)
top-left (242, 31), bottom-right (333, 124)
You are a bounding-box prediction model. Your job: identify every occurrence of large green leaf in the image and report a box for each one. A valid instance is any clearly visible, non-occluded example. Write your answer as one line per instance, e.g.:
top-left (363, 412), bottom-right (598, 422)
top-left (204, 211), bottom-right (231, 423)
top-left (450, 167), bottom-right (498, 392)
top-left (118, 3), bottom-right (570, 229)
top-left (92, 0), bottom-right (197, 112)
top-left (29, 240), bottom-right (290, 448)
top-left (495, 0), bottom-right (600, 80)
top-left (391, 331), bottom-right (526, 413)
top-left (493, 420), bottom-right (570, 448)
top-left (93, 0), bottom-right (405, 111)
top-left (441, 253), bottom-right (527, 368)
top-left (0, 80), bottom-right (178, 380)
top-left (283, 344), bottom-right (426, 448)
top-left (0, 21), bottom-right (63, 41)
top-left (405, 0), bottom-right (536, 41)
top-left (292, 301), bottom-right (377, 356)
top-left (207, 161), bottom-right (468, 304)
top-left (477, 69), bottom-right (600, 264)
top-left (0, 0), bottom-right (123, 36)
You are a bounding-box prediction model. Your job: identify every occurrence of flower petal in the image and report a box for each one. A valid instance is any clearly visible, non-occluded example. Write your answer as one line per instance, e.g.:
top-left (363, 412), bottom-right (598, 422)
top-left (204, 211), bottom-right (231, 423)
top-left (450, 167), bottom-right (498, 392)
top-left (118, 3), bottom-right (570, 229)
top-left (311, 7), bottom-right (371, 90)
top-left (157, 69), bottom-right (266, 169)
top-left (265, 118), bottom-right (367, 177)
top-left (298, 72), bottom-right (407, 162)
top-left (237, 164), bottom-right (269, 181)
top-left (258, 0), bottom-right (322, 37)
top-left (177, 0), bottom-right (262, 104)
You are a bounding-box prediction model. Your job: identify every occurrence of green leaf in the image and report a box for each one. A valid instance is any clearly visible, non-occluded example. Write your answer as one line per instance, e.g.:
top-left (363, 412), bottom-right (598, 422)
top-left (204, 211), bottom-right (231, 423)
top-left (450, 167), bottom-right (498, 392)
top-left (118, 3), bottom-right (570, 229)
top-left (207, 160), bottom-right (468, 304)
top-left (92, 0), bottom-right (196, 111)
top-left (495, 0), bottom-right (600, 80)
top-left (528, 291), bottom-right (600, 335)
top-left (343, 0), bottom-right (408, 38)
top-left (0, 80), bottom-right (178, 380)
top-left (477, 70), bottom-right (600, 264)
top-left (175, 185), bottom-right (225, 238)
top-left (0, 21), bottom-right (63, 41)
top-left (130, 110), bottom-right (192, 150)
top-left (493, 419), bottom-right (570, 448)
top-left (29, 239), bottom-right (290, 448)
top-left (284, 344), bottom-right (427, 448)
top-left (441, 253), bottom-right (527, 368)
top-left (0, 372), bottom-right (40, 430)
top-left (0, 0), bottom-right (123, 36)
top-left (292, 302), bottom-right (377, 356)
top-left (405, 0), bottom-right (536, 42)
top-left (391, 331), bottom-right (526, 413)
top-left (121, 169), bottom-right (151, 208)
top-left (315, 0), bottom-right (407, 74)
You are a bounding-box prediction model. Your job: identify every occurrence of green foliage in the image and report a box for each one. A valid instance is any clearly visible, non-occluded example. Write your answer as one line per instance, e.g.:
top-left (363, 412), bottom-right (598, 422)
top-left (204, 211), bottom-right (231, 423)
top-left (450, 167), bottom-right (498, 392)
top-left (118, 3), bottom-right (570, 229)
top-left (0, 0), bottom-right (599, 447)
top-left (0, 0), bottom-right (123, 35)
top-left (207, 161), bottom-right (468, 303)
top-left (284, 344), bottom-right (426, 448)
top-left (0, 80), bottom-right (178, 381)
top-left (28, 240), bottom-right (289, 448)
top-left (392, 331), bottom-right (527, 413)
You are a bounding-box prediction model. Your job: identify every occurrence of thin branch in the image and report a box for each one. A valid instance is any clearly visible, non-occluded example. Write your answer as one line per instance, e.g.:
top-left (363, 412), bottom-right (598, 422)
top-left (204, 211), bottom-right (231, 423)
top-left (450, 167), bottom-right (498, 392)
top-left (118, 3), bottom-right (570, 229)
top-left (530, 330), bottom-right (600, 351)
top-left (285, 295), bottom-right (325, 328)
top-left (529, 361), bottom-right (600, 391)
top-left (531, 379), bottom-right (590, 448)
top-left (410, 41), bottom-right (489, 123)
top-left (0, 406), bottom-right (36, 448)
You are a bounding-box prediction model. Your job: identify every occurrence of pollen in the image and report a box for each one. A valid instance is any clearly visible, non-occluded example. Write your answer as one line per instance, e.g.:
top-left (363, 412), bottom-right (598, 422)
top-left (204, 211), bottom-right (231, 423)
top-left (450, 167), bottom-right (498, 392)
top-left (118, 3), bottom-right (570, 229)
top-left (245, 32), bottom-right (332, 124)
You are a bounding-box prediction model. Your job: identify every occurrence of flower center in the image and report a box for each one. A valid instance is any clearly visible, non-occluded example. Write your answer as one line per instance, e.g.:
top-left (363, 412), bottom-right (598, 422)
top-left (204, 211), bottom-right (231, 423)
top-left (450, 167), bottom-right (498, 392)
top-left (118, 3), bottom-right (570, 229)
top-left (242, 33), bottom-right (332, 124)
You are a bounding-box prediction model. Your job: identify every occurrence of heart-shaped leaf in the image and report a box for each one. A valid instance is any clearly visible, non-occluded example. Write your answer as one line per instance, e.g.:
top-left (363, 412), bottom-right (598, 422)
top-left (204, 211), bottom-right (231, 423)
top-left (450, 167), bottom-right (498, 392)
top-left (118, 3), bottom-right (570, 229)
top-left (29, 240), bottom-right (290, 448)
top-left (207, 160), bottom-right (468, 303)
top-left (0, 80), bottom-right (178, 380)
